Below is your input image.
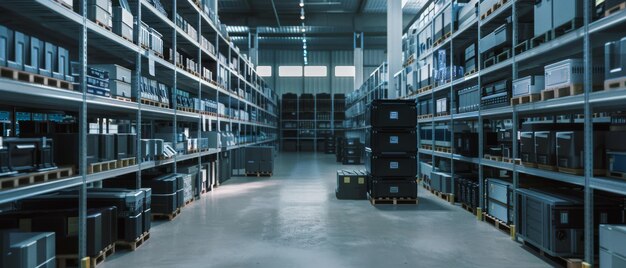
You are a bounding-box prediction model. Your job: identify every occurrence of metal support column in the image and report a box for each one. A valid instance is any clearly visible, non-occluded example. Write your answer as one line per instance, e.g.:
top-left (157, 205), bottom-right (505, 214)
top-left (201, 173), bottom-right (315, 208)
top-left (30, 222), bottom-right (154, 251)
top-left (197, 13), bottom-right (203, 198)
top-left (386, 0), bottom-right (402, 99)
top-left (134, 0), bottom-right (143, 191)
top-left (172, 0), bottom-right (178, 174)
top-left (511, 0), bottom-right (519, 241)
top-left (249, 29), bottom-right (259, 67)
top-left (78, 0), bottom-right (88, 265)
top-left (354, 32), bottom-right (364, 90)
top-left (583, 0), bottom-right (594, 265)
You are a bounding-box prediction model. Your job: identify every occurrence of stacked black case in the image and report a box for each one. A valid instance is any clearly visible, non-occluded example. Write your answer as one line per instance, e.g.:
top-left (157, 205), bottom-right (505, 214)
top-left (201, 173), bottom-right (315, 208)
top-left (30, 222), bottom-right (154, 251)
top-left (365, 100), bottom-right (418, 199)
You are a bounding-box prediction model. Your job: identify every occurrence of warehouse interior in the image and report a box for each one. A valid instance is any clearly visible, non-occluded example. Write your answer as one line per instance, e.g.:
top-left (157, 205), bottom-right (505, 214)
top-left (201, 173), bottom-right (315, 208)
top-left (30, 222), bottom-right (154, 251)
top-left (0, 0), bottom-right (625, 268)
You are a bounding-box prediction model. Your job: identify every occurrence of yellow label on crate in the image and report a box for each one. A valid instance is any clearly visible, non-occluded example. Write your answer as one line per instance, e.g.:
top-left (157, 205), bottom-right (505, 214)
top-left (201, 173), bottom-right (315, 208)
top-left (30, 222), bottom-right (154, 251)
top-left (18, 219), bottom-right (32, 232)
top-left (358, 177), bottom-right (365, 184)
top-left (344, 177), bottom-right (350, 183)
top-left (68, 217), bottom-right (79, 236)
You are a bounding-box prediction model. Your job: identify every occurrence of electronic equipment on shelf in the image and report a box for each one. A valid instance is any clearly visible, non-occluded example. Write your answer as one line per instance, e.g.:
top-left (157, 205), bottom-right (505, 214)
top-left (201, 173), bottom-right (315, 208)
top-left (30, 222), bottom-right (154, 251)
top-left (481, 79), bottom-right (510, 110)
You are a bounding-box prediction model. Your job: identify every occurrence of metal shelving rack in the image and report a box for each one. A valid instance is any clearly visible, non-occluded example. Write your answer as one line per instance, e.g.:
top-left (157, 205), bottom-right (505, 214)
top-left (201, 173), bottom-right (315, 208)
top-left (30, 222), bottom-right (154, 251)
top-left (399, 0), bottom-right (626, 266)
top-left (0, 0), bottom-right (278, 262)
top-left (344, 62), bottom-right (388, 142)
top-left (279, 93), bottom-right (345, 152)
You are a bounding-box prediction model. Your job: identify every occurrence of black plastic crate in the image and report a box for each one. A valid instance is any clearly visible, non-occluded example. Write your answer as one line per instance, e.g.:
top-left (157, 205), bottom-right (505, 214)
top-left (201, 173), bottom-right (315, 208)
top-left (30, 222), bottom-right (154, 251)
top-left (369, 178), bottom-right (417, 199)
top-left (366, 99), bottom-right (417, 128)
top-left (366, 128), bottom-right (416, 153)
top-left (365, 150), bottom-right (417, 177)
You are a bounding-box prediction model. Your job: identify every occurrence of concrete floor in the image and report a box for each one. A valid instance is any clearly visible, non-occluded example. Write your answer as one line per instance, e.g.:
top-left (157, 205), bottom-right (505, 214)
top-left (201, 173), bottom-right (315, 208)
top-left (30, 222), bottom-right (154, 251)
top-left (103, 153), bottom-right (551, 268)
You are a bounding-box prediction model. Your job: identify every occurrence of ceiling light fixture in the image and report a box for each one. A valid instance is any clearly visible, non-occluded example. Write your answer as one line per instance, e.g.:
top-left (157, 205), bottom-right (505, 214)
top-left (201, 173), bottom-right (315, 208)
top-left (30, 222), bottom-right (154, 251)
top-left (300, 0), bottom-right (304, 7)
top-left (300, 9), bottom-right (305, 20)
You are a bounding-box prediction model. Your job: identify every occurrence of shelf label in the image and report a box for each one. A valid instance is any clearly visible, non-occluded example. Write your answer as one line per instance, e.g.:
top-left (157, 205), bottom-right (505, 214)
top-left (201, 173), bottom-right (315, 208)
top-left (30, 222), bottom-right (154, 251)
top-left (390, 161), bottom-right (399, 169)
top-left (149, 57), bottom-right (155, 76)
top-left (389, 111), bottom-right (398, 120)
top-left (390, 136), bottom-right (399, 144)
top-left (390, 186), bottom-right (399, 193)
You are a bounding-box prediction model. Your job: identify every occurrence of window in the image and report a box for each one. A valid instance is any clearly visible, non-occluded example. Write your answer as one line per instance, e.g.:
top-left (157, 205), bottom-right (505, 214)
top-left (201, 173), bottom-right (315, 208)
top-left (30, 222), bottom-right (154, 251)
top-left (278, 66), bottom-right (303, 77)
top-left (304, 66), bottom-right (327, 77)
top-left (335, 66), bottom-right (355, 77)
top-left (257, 66), bottom-right (272, 77)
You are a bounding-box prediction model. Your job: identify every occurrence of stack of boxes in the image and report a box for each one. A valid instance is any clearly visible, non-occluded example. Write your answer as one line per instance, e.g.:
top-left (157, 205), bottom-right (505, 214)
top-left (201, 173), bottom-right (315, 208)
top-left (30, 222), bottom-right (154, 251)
top-left (112, 0), bottom-right (134, 41)
top-left (71, 63), bottom-right (111, 97)
top-left (341, 138), bottom-right (361, 165)
top-left (78, 0), bottom-right (113, 29)
top-left (365, 99), bottom-right (418, 200)
top-left (92, 64), bottom-right (132, 99)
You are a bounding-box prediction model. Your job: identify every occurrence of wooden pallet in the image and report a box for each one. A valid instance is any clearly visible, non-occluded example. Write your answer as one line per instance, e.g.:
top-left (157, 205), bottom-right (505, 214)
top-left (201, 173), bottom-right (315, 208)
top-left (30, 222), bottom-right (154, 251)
top-left (139, 98), bottom-right (169, 108)
top-left (245, 172), bottom-right (273, 177)
top-left (0, 66), bottom-right (73, 90)
top-left (184, 198), bottom-right (194, 207)
top-left (422, 183), bottom-right (432, 192)
top-left (497, 49), bottom-right (511, 63)
top-left (480, 0), bottom-right (502, 20)
top-left (418, 114), bottom-right (434, 120)
top-left (417, 84), bottom-right (433, 94)
top-left (484, 56), bottom-right (496, 68)
top-left (531, 31), bottom-right (552, 49)
top-left (522, 161), bottom-right (538, 168)
top-left (541, 84), bottom-right (584, 101)
top-left (461, 203), bottom-right (476, 215)
top-left (176, 63), bottom-right (185, 69)
top-left (537, 163), bottom-right (558, 171)
top-left (607, 170), bottom-right (626, 180)
top-left (483, 212), bottom-right (515, 239)
top-left (116, 232), bottom-right (150, 251)
top-left (553, 18), bottom-right (582, 39)
top-left (435, 146), bottom-right (452, 153)
top-left (54, 0), bottom-right (73, 9)
top-left (88, 160), bottom-right (118, 174)
top-left (464, 68), bottom-right (477, 77)
top-left (0, 167), bottom-right (74, 190)
top-left (502, 157), bottom-right (522, 165)
top-left (177, 107), bottom-right (194, 113)
top-left (435, 111), bottom-right (449, 117)
top-left (152, 208), bottom-right (181, 221)
top-left (558, 167), bottom-right (606, 176)
top-left (431, 189), bottom-right (454, 204)
top-left (606, 2), bottom-right (626, 17)
top-left (511, 93), bottom-right (541, 106)
top-left (369, 194), bottom-right (418, 205)
top-left (484, 154), bottom-right (502, 162)
top-left (521, 240), bottom-right (586, 268)
top-left (117, 157), bottom-right (136, 168)
top-left (604, 77), bottom-right (626, 91)
top-left (421, 144), bottom-right (433, 150)
top-left (57, 244), bottom-right (115, 268)
top-left (154, 51), bottom-right (164, 59)
top-left (95, 20), bottom-right (112, 32)
top-left (115, 96), bottom-right (133, 102)
top-left (515, 39), bottom-right (529, 55)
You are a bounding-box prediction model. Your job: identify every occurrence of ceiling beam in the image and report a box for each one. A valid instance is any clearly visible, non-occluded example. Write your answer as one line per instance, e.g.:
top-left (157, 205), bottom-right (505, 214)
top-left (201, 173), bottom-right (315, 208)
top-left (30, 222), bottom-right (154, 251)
top-left (229, 32), bottom-right (387, 38)
top-left (357, 0), bottom-right (368, 14)
top-left (270, 0), bottom-right (281, 27)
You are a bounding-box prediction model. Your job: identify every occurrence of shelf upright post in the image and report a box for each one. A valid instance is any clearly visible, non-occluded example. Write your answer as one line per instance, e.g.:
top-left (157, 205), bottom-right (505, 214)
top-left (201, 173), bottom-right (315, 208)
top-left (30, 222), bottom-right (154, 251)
top-left (477, 5), bottom-right (484, 213)
top-left (171, 0), bottom-right (178, 174)
top-left (583, 0), bottom-right (594, 264)
top-left (134, 0), bottom-right (143, 191)
top-left (450, 25), bottom-right (456, 197)
top-left (511, 0), bottom-right (519, 241)
top-left (197, 12), bottom-right (203, 196)
top-left (78, 0), bottom-right (88, 264)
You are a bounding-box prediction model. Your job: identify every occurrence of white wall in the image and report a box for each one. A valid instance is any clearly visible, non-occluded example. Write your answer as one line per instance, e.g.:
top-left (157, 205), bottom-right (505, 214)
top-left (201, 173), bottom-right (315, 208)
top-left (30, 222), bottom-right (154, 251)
top-left (259, 49), bottom-right (386, 96)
